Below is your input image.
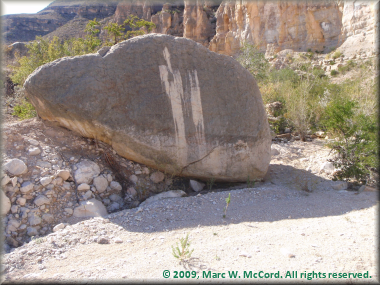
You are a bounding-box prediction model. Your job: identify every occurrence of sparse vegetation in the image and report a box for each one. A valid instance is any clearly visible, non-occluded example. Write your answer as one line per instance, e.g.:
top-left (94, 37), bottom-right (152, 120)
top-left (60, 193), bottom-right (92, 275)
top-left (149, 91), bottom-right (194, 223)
top-left (171, 233), bottom-right (194, 262)
top-left (223, 193), bottom-right (231, 218)
top-left (238, 43), bottom-right (377, 182)
top-left (12, 98), bottom-right (36, 120)
top-left (207, 177), bottom-right (215, 190)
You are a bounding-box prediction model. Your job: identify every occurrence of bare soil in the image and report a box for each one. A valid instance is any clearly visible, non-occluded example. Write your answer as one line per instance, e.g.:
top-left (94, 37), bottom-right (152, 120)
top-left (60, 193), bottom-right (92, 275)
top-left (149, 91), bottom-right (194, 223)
top-left (1, 114), bottom-right (378, 283)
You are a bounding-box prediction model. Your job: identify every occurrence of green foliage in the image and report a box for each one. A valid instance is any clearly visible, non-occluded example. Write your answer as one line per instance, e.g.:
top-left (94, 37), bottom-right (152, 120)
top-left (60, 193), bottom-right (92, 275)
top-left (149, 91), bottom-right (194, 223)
top-left (332, 50), bottom-right (342, 59)
top-left (338, 60), bottom-right (356, 74)
top-left (104, 22), bottom-right (125, 45)
top-left (172, 233), bottom-right (194, 262)
top-left (322, 98), bottom-right (378, 183)
top-left (330, 69), bottom-right (339, 76)
top-left (223, 193), bottom-right (231, 218)
top-left (207, 177), bottom-right (215, 190)
top-left (12, 99), bottom-right (37, 120)
top-left (237, 42), bottom-right (269, 83)
top-left (123, 15), bottom-right (156, 40)
top-left (246, 176), bottom-right (255, 188)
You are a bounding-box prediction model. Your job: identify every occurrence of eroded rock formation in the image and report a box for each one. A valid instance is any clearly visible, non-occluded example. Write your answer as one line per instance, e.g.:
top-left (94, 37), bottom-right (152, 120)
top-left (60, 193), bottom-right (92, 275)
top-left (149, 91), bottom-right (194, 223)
top-left (24, 34), bottom-right (271, 182)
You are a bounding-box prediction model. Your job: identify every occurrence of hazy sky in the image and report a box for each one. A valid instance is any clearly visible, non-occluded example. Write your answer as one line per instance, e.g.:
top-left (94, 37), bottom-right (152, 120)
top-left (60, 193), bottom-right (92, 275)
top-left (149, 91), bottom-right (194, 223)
top-left (1, 1), bottom-right (54, 16)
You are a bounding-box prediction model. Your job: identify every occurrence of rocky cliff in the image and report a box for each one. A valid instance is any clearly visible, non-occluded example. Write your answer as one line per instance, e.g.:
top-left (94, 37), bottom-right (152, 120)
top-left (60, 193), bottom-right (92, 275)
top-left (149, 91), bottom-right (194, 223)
top-left (209, 1), bottom-right (378, 56)
top-left (2, 0), bottom-right (378, 56)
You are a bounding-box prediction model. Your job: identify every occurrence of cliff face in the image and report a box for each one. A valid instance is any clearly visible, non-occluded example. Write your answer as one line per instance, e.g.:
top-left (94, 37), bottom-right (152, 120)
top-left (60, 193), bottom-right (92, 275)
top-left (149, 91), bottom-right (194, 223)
top-left (209, 1), bottom-right (378, 56)
top-left (2, 0), bottom-right (378, 56)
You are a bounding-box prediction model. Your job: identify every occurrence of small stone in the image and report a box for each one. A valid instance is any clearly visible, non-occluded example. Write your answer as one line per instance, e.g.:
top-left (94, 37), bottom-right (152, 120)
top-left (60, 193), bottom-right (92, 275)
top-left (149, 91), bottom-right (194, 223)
top-left (34, 195), bottom-right (50, 206)
top-left (110, 181), bottom-right (122, 191)
top-left (108, 202), bottom-right (120, 212)
top-left (53, 223), bottom-right (66, 232)
top-left (129, 175), bottom-right (138, 184)
top-left (73, 198), bottom-right (108, 218)
top-left (36, 160), bottom-right (52, 169)
top-left (28, 138), bottom-right (40, 146)
top-left (1, 175), bottom-right (11, 187)
top-left (127, 187), bottom-right (137, 197)
top-left (239, 252), bottom-right (252, 258)
top-left (28, 147), bottom-right (41, 156)
top-left (1, 190), bottom-right (11, 215)
top-left (3, 159), bottom-right (28, 176)
top-left (142, 167), bottom-right (150, 175)
top-left (332, 181), bottom-right (348, 190)
top-left (40, 176), bottom-right (52, 186)
top-left (93, 176), bottom-right (108, 193)
top-left (57, 170), bottom-right (70, 181)
top-left (20, 181), bottom-right (34, 194)
top-left (27, 227), bottom-right (38, 236)
top-left (11, 205), bottom-right (19, 214)
top-left (190, 180), bottom-right (205, 192)
top-left (97, 236), bottom-right (110, 244)
top-left (64, 208), bottom-right (73, 215)
top-left (114, 237), bottom-right (123, 243)
top-left (16, 197), bottom-right (26, 206)
top-left (109, 194), bottom-right (122, 202)
top-left (77, 183), bottom-right (90, 191)
top-left (320, 162), bottom-right (334, 174)
top-left (42, 213), bottom-right (54, 223)
top-left (28, 213), bottom-right (42, 226)
top-left (150, 172), bottom-right (165, 183)
top-left (11, 177), bottom-right (18, 187)
top-left (82, 190), bottom-right (93, 200)
top-left (74, 160), bottom-right (100, 184)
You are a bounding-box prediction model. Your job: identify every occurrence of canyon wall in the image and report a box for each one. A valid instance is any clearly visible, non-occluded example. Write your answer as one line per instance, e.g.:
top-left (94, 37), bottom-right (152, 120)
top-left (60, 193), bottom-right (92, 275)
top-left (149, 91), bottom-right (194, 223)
top-left (209, 1), bottom-right (378, 56)
top-left (2, 0), bottom-right (378, 56)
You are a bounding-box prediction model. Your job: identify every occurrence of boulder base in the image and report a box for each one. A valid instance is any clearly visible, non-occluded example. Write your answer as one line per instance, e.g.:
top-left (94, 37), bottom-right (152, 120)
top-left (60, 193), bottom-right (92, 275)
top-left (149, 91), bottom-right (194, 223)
top-left (24, 34), bottom-right (271, 182)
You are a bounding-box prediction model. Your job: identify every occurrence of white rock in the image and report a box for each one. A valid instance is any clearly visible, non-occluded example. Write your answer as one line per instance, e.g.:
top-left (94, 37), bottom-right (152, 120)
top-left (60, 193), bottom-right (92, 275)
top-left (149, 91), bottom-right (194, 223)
top-left (150, 172), bottom-right (165, 183)
top-left (73, 198), bottom-right (108, 218)
top-left (107, 174), bottom-right (113, 182)
top-left (40, 176), bottom-right (52, 186)
top-left (114, 237), bottom-right (123, 243)
top-left (34, 195), bottom-right (50, 206)
top-left (320, 162), bottom-right (335, 173)
top-left (93, 176), bottom-right (108, 193)
top-left (20, 181), bottom-right (34, 193)
top-left (127, 187), bottom-right (137, 197)
top-left (3, 159), bottom-right (28, 176)
top-left (142, 167), bottom-right (150, 175)
top-left (1, 175), bottom-right (11, 187)
top-left (16, 197), bottom-right (26, 206)
top-left (332, 181), bottom-right (348, 190)
top-left (11, 177), bottom-right (18, 187)
top-left (190, 180), bottom-right (205, 192)
top-left (82, 190), bottom-right (93, 200)
top-left (27, 139), bottom-right (39, 146)
top-left (110, 181), bottom-right (122, 191)
top-left (129, 175), bottom-right (138, 184)
top-left (141, 190), bottom-right (187, 206)
top-left (1, 190), bottom-right (11, 215)
top-left (36, 160), bottom-right (52, 168)
top-left (28, 147), bottom-right (41, 156)
top-left (77, 183), bottom-right (90, 191)
top-left (64, 208), bottom-right (73, 215)
top-left (74, 160), bottom-right (100, 184)
top-left (271, 144), bottom-right (281, 156)
top-left (57, 170), bottom-right (70, 181)
top-left (52, 177), bottom-right (63, 186)
top-left (53, 223), bottom-right (66, 232)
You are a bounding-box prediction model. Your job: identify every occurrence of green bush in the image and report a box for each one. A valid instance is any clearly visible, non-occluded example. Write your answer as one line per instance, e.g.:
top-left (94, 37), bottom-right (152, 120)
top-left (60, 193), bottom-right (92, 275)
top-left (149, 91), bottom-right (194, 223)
top-left (338, 60), bottom-right (356, 74)
top-left (12, 99), bottom-right (37, 120)
top-left (322, 98), bottom-right (378, 183)
top-left (237, 42), bottom-right (269, 83)
top-left (332, 50), bottom-right (342, 59)
top-left (330, 70), bottom-right (339, 76)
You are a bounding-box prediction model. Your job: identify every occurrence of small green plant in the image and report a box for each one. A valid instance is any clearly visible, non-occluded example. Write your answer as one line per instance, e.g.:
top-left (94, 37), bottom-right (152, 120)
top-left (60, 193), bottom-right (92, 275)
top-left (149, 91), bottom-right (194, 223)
top-left (330, 70), bottom-right (339, 76)
top-left (171, 233), bottom-right (194, 262)
top-left (207, 177), bottom-right (215, 190)
top-left (215, 254), bottom-right (221, 261)
top-left (12, 99), bottom-right (37, 120)
top-left (223, 193), bottom-right (231, 218)
top-left (31, 236), bottom-right (45, 244)
top-left (247, 176), bottom-right (255, 188)
top-left (213, 232), bottom-right (218, 236)
top-left (332, 50), bottom-right (342, 59)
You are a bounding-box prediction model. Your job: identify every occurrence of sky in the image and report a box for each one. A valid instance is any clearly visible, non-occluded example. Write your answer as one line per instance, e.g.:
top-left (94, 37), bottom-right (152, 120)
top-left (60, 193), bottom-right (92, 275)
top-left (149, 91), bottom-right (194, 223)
top-left (1, 1), bottom-right (54, 16)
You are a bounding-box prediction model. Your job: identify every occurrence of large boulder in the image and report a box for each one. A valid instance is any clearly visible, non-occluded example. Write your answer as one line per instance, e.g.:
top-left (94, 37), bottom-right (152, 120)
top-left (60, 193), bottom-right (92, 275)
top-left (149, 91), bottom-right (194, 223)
top-left (24, 34), bottom-right (271, 182)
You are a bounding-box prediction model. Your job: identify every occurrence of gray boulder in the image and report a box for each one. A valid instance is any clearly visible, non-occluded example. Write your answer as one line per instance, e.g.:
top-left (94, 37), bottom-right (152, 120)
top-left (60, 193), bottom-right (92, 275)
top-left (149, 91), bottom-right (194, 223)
top-left (24, 34), bottom-right (271, 182)
top-left (3, 159), bottom-right (27, 176)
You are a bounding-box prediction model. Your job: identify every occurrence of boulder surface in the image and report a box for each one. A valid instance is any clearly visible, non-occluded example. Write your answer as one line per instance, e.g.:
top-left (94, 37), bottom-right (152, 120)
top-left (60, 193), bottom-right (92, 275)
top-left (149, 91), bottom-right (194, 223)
top-left (24, 34), bottom-right (271, 182)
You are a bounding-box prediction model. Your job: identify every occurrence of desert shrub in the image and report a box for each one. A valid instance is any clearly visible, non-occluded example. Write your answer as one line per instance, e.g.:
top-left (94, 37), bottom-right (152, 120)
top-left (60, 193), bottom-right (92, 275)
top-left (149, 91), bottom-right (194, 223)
top-left (322, 98), bottom-right (378, 183)
top-left (330, 70), bottom-right (339, 76)
top-left (338, 60), bottom-right (356, 74)
top-left (12, 99), bottom-right (36, 120)
top-left (237, 42), bottom-right (269, 83)
top-left (332, 50), bottom-right (342, 59)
